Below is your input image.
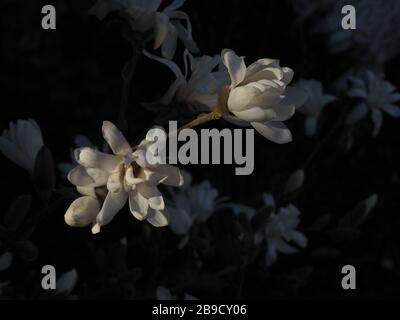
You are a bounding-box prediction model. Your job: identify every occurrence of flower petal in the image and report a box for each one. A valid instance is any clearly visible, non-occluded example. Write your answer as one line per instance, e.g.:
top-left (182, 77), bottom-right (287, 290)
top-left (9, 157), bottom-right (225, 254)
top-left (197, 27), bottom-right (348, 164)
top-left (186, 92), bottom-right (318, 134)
top-left (137, 183), bottom-right (165, 210)
top-left (146, 209), bottom-right (169, 227)
top-left (102, 121), bottom-right (132, 156)
top-left (222, 49), bottom-right (246, 88)
top-left (129, 189), bottom-right (149, 220)
top-left (251, 121), bottom-right (293, 144)
top-left (75, 147), bottom-right (121, 172)
top-left (95, 189), bottom-right (128, 229)
top-left (152, 164), bottom-right (184, 186)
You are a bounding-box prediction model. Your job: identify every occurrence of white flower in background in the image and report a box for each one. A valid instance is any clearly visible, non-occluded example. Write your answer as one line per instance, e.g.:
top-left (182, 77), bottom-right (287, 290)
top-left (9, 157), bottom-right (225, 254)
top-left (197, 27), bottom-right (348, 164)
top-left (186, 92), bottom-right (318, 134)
top-left (0, 119), bottom-right (44, 175)
top-left (293, 0), bottom-right (400, 64)
top-left (221, 49), bottom-right (307, 144)
top-left (65, 121), bottom-right (183, 234)
top-left (346, 70), bottom-right (400, 136)
top-left (89, 0), bottom-right (199, 59)
top-left (144, 50), bottom-right (229, 112)
top-left (0, 252), bottom-right (13, 271)
top-left (156, 286), bottom-right (197, 300)
top-left (166, 170), bottom-right (255, 246)
top-left (296, 79), bottom-right (336, 136)
top-left (255, 196), bottom-right (307, 266)
top-left (56, 269), bottom-right (78, 296)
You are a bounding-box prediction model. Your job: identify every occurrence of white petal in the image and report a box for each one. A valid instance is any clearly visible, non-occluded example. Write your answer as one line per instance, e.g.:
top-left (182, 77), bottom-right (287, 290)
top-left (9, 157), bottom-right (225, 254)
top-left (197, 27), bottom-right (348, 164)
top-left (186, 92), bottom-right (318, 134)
top-left (227, 86), bottom-right (259, 112)
top-left (273, 238), bottom-right (299, 254)
top-left (251, 121), bottom-right (293, 144)
top-left (146, 209), bottom-right (169, 227)
top-left (346, 103), bottom-right (369, 125)
top-left (232, 106), bottom-right (276, 122)
top-left (222, 49), bottom-right (246, 88)
top-left (67, 165), bottom-right (95, 187)
top-left (137, 183), bottom-right (165, 210)
top-left (288, 230), bottom-right (307, 248)
top-left (64, 196), bottom-right (101, 227)
top-left (152, 165), bottom-right (184, 186)
top-left (129, 190), bottom-right (149, 220)
top-left (95, 190), bottom-right (128, 228)
top-left (75, 147), bottom-right (121, 172)
top-left (102, 121), bottom-right (132, 156)
top-left (168, 207), bottom-right (192, 235)
top-left (153, 12), bottom-right (170, 49)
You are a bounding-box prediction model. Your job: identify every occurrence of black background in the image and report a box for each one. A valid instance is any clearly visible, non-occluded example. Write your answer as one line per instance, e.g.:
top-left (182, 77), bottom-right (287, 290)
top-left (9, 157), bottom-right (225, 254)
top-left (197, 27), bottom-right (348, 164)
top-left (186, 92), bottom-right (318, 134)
top-left (1, 0), bottom-right (400, 299)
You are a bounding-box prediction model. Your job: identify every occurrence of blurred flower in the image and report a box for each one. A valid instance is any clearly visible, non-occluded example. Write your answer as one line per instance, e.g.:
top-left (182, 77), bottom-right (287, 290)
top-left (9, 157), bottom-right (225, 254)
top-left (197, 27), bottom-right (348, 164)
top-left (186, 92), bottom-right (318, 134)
top-left (346, 70), bottom-right (400, 136)
top-left (66, 121), bottom-right (183, 233)
top-left (156, 286), bottom-right (197, 300)
top-left (221, 49), bottom-right (307, 144)
top-left (166, 170), bottom-right (255, 247)
top-left (56, 269), bottom-right (78, 296)
top-left (144, 49), bottom-right (229, 112)
top-left (0, 252), bottom-right (13, 271)
top-left (0, 119), bottom-right (44, 174)
top-left (89, 0), bottom-right (199, 59)
top-left (296, 79), bottom-right (336, 136)
top-left (255, 198), bottom-right (307, 266)
top-left (294, 0), bottom-right (400, 64)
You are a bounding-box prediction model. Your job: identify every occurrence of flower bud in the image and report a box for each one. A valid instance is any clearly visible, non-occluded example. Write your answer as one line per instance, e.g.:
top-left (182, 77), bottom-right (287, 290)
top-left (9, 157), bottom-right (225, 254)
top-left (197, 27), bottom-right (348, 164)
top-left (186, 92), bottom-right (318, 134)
top-left (65, 196), bottom-right (100, 227)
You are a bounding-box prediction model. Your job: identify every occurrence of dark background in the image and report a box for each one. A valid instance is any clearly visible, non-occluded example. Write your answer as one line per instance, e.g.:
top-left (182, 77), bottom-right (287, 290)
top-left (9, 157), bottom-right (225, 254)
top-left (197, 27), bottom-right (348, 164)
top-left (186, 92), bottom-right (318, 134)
top-left (1, 0), bottom-right (400, 299)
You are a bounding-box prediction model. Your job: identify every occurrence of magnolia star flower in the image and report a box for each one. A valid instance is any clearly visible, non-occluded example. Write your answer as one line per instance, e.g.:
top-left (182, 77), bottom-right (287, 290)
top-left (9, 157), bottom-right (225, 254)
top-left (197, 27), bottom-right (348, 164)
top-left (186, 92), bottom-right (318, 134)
top-left (220, 49), bottom-right (307, 144)
top-left (144, 49), bottom-right (229, 112)
top-left (255, 195), bottom-right (307, 266)
top-left (0, 119), bottom-right (44, 175)
top-left (346, 70), bottom-right (400, 136)
top-left (296, 79), bottom-right (336, 136)
top-left (65, 121), bottom-right (183, 234)
top-left (89, 0), bottom-right (199, 59)
top-left (166, 170), bottom-right (255, 247)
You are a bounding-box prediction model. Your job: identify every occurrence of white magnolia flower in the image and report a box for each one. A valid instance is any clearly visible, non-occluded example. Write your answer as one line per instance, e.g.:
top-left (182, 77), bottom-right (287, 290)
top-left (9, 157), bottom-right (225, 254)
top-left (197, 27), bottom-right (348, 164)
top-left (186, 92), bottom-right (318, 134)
top-left (156, 286), bottom-right (197, 300)
top-left (167, 170), bottom-right (255, 241)
top-left (296, 79), bottom-right (336, 136)
top-left (56, 269), bottom-right (78, 296)
top-left (346, 70), bottom-right (400, 136)
top-left (221, 49), bottom-right (307, 144)
top-left (0, 119), bottom-right (44, 174)
top-left (255, 198), bottom-right (307, 266)
top-left (65, 121), bottom-right (183, 234)
top-left (89, 0), bottom-right (198, 59)
top-left (144, 50), bottom-right (229, 112)
top-left (0, 252), bottom-right (13, 271)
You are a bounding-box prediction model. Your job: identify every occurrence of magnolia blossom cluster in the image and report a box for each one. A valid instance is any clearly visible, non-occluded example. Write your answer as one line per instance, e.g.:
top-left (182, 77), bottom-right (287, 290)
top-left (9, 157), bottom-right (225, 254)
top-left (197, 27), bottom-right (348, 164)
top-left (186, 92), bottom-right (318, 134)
top-left (65, 121), bottom-right (183, 233)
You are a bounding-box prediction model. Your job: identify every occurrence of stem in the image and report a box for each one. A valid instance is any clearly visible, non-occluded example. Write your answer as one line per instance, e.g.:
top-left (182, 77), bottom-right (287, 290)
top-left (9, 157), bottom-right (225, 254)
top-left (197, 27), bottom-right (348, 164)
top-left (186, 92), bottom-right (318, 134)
top-left (177, 111), bottom-right (222, 132)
